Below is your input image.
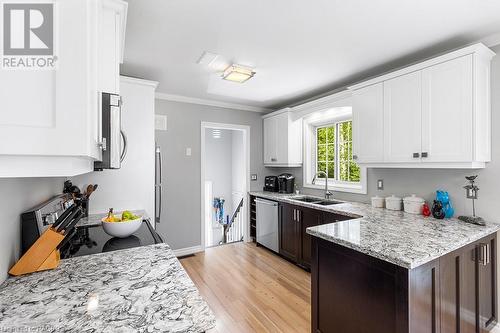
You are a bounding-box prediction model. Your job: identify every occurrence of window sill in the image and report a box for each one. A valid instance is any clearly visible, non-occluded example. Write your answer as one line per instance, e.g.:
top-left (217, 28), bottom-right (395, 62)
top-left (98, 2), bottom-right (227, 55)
top-left (303, 182), bottom-right (367, 195)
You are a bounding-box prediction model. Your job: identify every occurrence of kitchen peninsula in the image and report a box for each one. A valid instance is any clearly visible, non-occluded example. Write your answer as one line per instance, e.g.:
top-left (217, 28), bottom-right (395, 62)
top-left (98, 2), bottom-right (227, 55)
top-left (250, 191), bottom-right (500, 333)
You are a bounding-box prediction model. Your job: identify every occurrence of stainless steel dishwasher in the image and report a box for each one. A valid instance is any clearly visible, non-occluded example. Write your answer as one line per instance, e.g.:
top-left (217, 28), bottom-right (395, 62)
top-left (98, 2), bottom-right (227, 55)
top-left (256, 198), bottom-right (279, 253)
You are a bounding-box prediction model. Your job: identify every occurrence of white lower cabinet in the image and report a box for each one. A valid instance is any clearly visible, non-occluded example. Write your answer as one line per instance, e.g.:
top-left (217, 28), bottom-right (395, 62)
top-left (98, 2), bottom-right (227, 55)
top-left (0, 0), bottom-right (127, 178)
top-left (349, 43), bottom-right (494, 169)
top-left (263, 109), bottom-right (302, 167)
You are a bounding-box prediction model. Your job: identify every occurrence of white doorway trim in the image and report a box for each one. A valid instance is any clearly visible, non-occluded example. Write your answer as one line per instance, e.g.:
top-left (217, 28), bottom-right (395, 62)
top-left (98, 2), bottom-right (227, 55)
top-left (200, 122), bottom-right (251, 252)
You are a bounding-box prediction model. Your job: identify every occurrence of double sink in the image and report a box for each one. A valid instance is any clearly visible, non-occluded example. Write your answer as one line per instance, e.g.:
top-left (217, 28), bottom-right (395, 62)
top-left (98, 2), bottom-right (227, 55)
top-left (289, 196), bottom-right (343, 206)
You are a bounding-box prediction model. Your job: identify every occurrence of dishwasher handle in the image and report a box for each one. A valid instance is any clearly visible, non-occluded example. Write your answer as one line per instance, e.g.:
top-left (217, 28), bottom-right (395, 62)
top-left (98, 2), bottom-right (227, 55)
top-left (255, 199), bottom-right (278, 207)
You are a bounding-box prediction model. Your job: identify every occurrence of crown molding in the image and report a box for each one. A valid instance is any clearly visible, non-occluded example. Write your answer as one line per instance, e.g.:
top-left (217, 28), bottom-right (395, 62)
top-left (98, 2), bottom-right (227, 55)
top-left (120, 76), bottom-right (159, 89)
top-left (481, 31), bottom-right (500, 48)
top-left (155, 92), bottom-right (272, 113)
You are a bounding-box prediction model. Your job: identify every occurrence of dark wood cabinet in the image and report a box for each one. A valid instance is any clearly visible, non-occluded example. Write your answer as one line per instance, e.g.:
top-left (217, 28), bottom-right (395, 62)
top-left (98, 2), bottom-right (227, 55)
top-left (298, 206), bottom-right (322, 269)
top-left (278, 202), bottom-right (353, 270)
top-left (311, 234), bottom-right (498, 333)
top-left (279, 203), bottom-right (300, 262)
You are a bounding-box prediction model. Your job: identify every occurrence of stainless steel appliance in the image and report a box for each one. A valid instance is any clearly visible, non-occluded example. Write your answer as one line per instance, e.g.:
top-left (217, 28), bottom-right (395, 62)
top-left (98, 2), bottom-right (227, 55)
top-left (278, 173), bottom-right (295, 194)
top-left (155, 144), bottom-right (162, 226)
top-left (21, 194), bottom-right (75, 254)
top-left (263, 176), bottom-right (279, 192)
top-left (256, 198), bottom-right (279, 253)
top-left (94, 92), bottom-right (128, 170)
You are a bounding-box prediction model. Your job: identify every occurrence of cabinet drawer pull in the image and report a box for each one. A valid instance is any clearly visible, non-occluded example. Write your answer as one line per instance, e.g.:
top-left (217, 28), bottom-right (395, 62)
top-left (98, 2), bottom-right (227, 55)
top-left (352, 155), bottom-right (358, 160)
top-left (421, 152), bottom-right (428, 158)
top-left (413, 152), bottom-right (420, 158)
top-left (271, 158), bottom-right (277, 162)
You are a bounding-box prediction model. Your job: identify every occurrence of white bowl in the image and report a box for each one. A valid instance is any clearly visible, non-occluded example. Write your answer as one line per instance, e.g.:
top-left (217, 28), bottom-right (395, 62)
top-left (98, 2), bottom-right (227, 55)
top-left (101, 216), bottom-right (142, 238)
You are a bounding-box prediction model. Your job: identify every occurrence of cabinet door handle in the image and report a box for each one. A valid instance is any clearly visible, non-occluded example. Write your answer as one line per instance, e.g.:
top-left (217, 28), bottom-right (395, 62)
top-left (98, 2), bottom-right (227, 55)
top-left (296, 210), bottom-right (301, 223)
top-left (353, 154), bottom-right (358, 160)
top-left (293, 209), bottom-right (296, 221)
top-left (271, 158), bottom-right (277, 162)
top-left (421, 152), bottom-right (428, 158)
top-left (413, 152), bottom-right (420, 158)
top-left (479, 243), bottom-right (490, 266)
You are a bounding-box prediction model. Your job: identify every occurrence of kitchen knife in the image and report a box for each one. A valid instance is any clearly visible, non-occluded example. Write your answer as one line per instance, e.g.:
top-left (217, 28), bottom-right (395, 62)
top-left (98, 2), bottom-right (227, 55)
top-left (62, 210), bottom-right (84, 235)
top-left (56, 207), bottom-right (81, 233)
top-left (52, 204), bottom-right (76, 230)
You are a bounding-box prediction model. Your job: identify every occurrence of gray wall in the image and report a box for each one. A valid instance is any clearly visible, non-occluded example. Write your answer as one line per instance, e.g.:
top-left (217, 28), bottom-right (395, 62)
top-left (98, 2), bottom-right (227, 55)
top-left (0, 178), bottom-right (63, 283)
top-left (155, 100), bottom-right (266, 250)
top-left (268, 43), bottom-right (500, 223)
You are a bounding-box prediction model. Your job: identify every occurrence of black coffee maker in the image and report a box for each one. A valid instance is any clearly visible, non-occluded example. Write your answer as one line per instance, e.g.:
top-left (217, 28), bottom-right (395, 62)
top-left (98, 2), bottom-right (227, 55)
top-left (278, 173), bottom-right (295, 194)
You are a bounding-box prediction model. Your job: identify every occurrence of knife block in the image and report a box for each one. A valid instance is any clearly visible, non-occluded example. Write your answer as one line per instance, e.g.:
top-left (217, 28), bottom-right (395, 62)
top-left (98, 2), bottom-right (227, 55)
top-left (9, 228), bottom-right (64, 276)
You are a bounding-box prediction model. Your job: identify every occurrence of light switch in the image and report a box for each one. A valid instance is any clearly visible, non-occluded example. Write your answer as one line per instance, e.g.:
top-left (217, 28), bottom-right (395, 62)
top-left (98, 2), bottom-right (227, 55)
top-left (155, 115), bottom-right (167, 131)
top-left (251, 174), bottom-right (258, 181)
top-left (377, 179), bottom-right (384, 190)
top-left (186, 148), bottom-right (192, 156)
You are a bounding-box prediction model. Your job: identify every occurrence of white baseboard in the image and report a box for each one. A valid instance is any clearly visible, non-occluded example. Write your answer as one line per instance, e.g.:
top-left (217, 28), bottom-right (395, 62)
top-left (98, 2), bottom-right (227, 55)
top-left (491, 324), bottom-right (500, 333)
top-left (173, 245), bottom-right (203, 257)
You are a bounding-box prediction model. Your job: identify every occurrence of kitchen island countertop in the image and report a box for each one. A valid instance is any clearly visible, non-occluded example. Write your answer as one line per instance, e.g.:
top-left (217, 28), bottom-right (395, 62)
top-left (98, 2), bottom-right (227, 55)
top-left (0, 243), bottom-right (215, 333)
top-left (250, 191), bottom-right (500, 269)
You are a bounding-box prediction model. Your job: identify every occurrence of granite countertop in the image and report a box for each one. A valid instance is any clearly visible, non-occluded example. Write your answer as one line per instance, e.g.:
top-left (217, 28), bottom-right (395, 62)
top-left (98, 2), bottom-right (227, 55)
top-left (0, 244), bottom-right (215, 333)
top-left (78, 210), bottom-right (148, 228)
top-left (250, 191), bottom-right (500, 269)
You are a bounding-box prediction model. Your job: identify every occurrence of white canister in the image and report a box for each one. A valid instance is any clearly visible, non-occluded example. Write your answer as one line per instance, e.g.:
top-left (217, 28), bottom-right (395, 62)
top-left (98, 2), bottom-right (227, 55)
top-left (371, 196), bottom-right (385, 208)
top-left (403, 194), bottom-right (425, 214)
top-left (385, 195), bottom-right (403, 211)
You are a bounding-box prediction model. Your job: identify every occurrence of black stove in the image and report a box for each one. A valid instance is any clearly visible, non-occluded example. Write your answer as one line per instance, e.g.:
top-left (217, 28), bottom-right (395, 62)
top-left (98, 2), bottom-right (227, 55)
top-left (59, 219), bottom-right (163, 259)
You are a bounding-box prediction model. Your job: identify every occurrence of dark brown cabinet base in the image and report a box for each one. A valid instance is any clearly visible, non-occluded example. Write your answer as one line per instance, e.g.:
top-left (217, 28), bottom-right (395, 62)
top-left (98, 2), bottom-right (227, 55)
top-left (278, 202), bottom-right (353, 270)
top-left (311, 234), bottom-right (497, 333)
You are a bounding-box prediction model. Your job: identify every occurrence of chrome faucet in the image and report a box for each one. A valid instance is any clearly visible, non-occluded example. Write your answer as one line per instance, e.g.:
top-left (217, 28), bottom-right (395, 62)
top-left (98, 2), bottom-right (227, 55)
top-left (312, 171), bottom-right (333, 200)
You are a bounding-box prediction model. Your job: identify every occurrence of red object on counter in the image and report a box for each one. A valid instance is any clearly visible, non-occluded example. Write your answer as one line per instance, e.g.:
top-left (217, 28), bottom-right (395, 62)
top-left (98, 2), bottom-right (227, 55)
top-left (422, 202), bottom-right (431, 217)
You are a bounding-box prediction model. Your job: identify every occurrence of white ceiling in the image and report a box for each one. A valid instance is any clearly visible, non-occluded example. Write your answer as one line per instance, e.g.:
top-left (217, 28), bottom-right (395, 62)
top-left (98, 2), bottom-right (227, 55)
top-left (121, 0), bottom-right (500, 111)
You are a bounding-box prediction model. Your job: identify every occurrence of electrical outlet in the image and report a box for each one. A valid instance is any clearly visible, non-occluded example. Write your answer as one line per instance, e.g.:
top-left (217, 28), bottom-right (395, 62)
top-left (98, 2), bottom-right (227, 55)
top-left (251, 174), bottom-right (258, 181)
top-left (186, 148), bottom-right (192, 156)
top-left (155, 115), bottom-right (167, 131)
top-left (377, 179), bottom-right (384, 190)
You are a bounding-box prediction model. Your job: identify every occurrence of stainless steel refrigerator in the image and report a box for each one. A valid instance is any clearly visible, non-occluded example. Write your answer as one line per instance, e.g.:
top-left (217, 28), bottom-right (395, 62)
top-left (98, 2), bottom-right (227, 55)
top-left (155, 144), bottom-right (162, 226)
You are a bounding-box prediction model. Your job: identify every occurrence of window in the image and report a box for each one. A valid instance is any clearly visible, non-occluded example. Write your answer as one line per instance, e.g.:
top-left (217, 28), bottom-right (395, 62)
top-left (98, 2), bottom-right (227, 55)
top-left (316, 121), bottom-right (360, 183)
top-left (302, 102), bottom-right (367, 194)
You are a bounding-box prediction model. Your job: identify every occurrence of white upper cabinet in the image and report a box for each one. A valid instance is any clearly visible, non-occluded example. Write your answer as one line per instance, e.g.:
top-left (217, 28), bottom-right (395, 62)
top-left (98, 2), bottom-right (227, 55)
top-left (0, 0), bottom-right (127, 177)
top-left (263, 109), bottom-right (302, 167)
top-left (352, 83), bottom-right (384, 163)
top-left (421, 55), bottom-right (473, 163)
top-left (383, 71), bottom-right (422, 163)
top-left (349, 43), bottom-right (494, 169)
top-left (98, 0), bottom-right (127, 94)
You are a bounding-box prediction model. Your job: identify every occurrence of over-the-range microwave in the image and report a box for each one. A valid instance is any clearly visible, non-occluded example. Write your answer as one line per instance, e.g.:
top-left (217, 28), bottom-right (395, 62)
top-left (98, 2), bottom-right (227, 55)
top-left (94, 92), bottom-right (127, 170)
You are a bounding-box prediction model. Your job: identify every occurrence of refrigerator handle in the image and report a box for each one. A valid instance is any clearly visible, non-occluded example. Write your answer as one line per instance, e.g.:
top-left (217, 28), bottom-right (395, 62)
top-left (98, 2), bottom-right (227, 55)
top-left (155, 147), bottom-right (162, 224)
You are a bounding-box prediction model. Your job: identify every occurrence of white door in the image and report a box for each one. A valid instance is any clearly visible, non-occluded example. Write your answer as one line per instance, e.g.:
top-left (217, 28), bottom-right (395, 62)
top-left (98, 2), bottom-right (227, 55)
top-left (274, 112), bottom-right (289, 164)
top-left (383, 71), bottom-right (423, 163)
top-left (98, 0), bottom-right (123, 94)
top-left (263, 116), bottom-right (277, 164)
top-left (352, 83), bottom-right (384, 163)
top-left (421, 55), bottom-right (473, 162)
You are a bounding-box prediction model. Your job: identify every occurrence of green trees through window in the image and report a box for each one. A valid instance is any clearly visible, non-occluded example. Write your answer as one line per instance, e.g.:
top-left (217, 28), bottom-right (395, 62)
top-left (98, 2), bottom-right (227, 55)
top-left (316, 121), bottom-right (360, 183)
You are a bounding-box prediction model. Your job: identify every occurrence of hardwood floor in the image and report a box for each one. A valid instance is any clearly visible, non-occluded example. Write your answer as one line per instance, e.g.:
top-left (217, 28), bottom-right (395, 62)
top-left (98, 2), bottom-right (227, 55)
top-left (180, 242), bottom-right (311, 333)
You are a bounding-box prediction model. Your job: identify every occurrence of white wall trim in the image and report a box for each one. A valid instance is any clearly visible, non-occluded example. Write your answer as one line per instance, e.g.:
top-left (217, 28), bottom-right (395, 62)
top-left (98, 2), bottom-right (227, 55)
top-left (173, 245), bottom-right (203, 257)
top-left (155, 92), bottom-right (272, 113)
top-left (200, 122), bottom-right (251, 252)
top-left (120, 76), bottom-right (159, 89)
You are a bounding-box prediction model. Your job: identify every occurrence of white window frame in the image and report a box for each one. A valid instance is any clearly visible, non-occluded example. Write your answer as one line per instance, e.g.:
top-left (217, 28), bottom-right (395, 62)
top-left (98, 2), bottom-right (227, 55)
top-left (303, 107), bottom-right (367, 194)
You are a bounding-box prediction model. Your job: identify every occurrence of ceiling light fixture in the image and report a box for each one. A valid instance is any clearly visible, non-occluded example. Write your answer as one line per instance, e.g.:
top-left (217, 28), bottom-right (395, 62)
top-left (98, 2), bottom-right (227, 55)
top-left (221, 64), bottom-right (255, 83)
